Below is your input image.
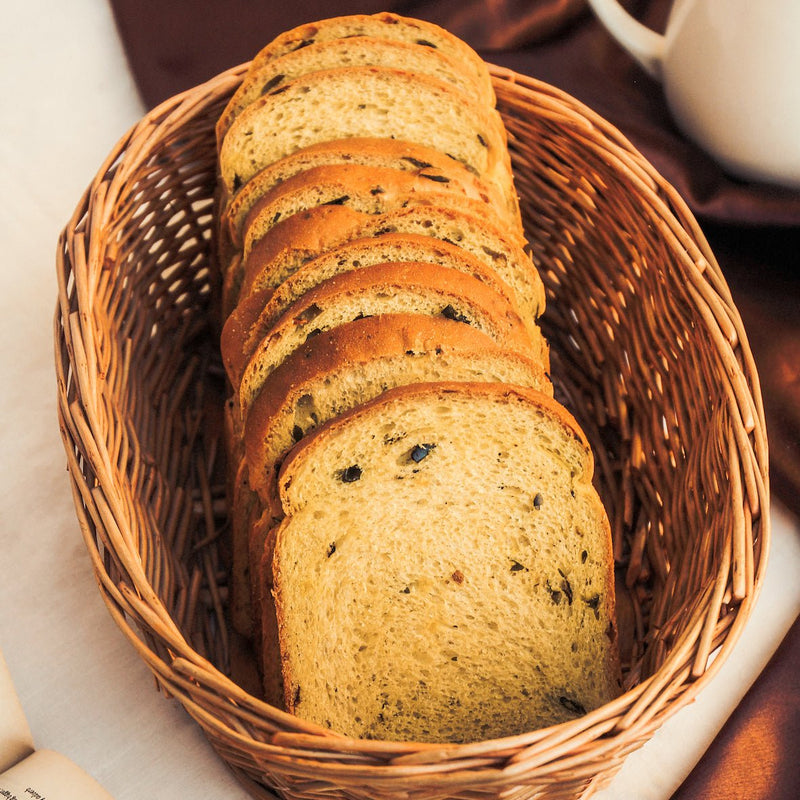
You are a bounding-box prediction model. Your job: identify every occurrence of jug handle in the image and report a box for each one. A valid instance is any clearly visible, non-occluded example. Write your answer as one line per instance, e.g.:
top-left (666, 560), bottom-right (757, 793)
top-left (585, 0), bottom-right (666, 80)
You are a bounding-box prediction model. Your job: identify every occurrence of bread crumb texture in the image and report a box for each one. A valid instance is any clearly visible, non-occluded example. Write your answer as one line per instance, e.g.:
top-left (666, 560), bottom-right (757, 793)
top-left (274, 385), bottom-right (619, 742)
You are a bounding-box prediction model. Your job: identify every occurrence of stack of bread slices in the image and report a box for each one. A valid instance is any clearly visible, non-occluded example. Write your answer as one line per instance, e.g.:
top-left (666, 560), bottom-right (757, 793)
top-left (215, 12), bottom-right (620, 743)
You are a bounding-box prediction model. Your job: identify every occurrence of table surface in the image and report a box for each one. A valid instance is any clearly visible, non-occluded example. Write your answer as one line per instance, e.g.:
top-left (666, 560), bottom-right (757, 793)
top-left (1, 2), bottom-right (799, 798)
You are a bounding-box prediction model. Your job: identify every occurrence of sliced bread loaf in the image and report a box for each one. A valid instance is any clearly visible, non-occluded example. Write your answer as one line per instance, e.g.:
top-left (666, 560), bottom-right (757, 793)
top-left (234, 261), bottom-right (548, 426)
top-left (271, 382), bottom-right (621, 742)
top-left (222, 138), bottom-right (520, 249)
top-left (215, 17), bottom-right (619, 737)
top-left (217, 67), bottom-right (512, 201)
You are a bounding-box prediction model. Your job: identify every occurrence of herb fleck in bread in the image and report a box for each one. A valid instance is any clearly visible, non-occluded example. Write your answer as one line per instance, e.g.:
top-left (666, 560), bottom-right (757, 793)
top-left (272, 382), bottom-right (621, 742)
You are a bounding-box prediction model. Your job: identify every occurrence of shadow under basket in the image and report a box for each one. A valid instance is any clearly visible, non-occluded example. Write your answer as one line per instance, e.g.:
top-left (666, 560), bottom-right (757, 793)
top-left (55, 63), bottom-right (770, 800)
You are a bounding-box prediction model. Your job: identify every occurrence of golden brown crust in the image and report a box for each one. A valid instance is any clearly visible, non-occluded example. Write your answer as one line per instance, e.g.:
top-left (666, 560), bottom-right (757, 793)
top-left (247, 13), bottom-right (492, 78)
top-left (246, 13), bottom-right (493, 85)
top-left (220, 286), bottom-right (273, 384)
top-left (228, 459), bottom-right (261, 637)
top-left (226, 258), bottom-right (544, 392)
top-left (237, 205), bottom-right (367, 303)
top-left (220, 251), bottom-right (245, 321)
top-left (268, 516), bottom-right (294, 710)
top-left (251, 510), bottom-right (285, 709)
top-left (238, 203), bottom-right (538, 313)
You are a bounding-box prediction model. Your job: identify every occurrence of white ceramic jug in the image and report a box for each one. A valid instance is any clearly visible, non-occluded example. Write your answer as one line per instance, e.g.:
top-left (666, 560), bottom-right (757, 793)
top-left (586, 0), bottom-right (800, 188)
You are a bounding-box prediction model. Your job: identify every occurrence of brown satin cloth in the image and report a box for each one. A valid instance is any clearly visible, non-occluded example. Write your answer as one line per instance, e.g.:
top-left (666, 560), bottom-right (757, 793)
top-left (671, 614), bottom-right (800, 800)
top-left (108, 1), bottom-right (800, 797)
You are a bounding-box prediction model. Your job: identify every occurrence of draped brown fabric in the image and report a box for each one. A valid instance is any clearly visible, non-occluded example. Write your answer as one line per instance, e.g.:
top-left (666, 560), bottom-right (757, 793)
top-left (671, 615), bottom-right (800, 800)
top-left (107, 1), bottom-right (800, 797)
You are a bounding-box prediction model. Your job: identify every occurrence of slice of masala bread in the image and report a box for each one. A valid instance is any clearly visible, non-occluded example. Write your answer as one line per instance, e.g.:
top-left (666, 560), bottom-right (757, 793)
top-left (271, 382), bottom-right (621, 742)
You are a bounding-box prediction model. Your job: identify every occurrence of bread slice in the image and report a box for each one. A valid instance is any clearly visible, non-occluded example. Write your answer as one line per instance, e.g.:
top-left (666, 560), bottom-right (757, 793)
top-left (216, 12), bottom-right (496, 148)
top-left (247, 504), bottom-right (285, 706)
top-left (239, 163), bottom-right (510, 262)
top-left (237, 204), bottom-right (545, 329)
top-left (271, 382), bottom-right (621, 742)
top-left (234, 261), bottom-right (548, 426)
top-left (221, 232), bottom-right (528, 386)
top-left (217, 36), bottom-right (495, 153)
top-left (227, 459), bottom-right (262, 637)
top-left (222, 138), bottom-right (520, 250)
top-left (217, 67), bottom-right (512, 201)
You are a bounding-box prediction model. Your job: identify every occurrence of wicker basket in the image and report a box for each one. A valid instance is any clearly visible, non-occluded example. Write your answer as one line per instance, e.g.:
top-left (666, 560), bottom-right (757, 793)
top-left (55, 63), bottom-right (769, 800)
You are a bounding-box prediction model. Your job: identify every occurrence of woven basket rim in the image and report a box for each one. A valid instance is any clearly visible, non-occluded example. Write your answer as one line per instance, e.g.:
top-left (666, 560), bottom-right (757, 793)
top-left (54, 58), bottom-right (771, 795)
